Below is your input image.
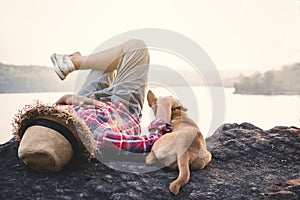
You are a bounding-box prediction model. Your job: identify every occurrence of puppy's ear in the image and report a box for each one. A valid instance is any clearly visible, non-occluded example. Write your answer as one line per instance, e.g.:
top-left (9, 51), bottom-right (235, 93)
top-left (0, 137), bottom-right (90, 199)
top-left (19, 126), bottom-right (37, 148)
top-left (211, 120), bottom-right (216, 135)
top-left (147, 90), bottom-right (157, 107)
top-left (181, 106), bottom-right (188, 112)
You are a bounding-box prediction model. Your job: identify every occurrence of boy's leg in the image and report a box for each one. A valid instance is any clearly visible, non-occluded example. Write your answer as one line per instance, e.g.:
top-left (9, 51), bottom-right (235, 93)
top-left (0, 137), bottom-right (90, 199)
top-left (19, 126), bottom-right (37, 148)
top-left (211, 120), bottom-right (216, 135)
top-left (72, 40), bottom-right (138, 72)
top-left (56, 39), bottom-right (149, 117)
top-left (52, 40), bottom-right (139, 81)
top-left (74, 40), bottom-right (143, 97)
top-left (93, 40), bottom-right (150, 118)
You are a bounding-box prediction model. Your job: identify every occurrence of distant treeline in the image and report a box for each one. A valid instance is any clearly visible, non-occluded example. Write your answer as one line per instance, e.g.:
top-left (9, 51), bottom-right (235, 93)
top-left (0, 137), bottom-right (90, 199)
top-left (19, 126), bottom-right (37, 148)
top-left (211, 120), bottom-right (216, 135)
top-left (234, 63), bottom-right (300, 95)
top-left (2, 62), bottom-right (299, 94)
top-left (0, 63), bottom-right (235, 93)
top-left (0, 63), bottom-right (77, 93)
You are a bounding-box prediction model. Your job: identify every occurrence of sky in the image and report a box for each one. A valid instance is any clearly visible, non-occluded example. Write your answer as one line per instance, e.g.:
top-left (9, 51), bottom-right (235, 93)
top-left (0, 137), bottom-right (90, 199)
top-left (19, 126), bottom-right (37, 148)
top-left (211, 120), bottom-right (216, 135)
top-left (1, 0), bottom-right (300, 72)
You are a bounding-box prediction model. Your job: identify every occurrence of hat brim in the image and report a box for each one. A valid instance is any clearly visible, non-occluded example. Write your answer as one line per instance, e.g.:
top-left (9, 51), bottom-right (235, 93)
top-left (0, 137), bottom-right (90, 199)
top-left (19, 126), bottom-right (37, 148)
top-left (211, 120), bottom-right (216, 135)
top-left (12, 101), bottom-right (97, 160)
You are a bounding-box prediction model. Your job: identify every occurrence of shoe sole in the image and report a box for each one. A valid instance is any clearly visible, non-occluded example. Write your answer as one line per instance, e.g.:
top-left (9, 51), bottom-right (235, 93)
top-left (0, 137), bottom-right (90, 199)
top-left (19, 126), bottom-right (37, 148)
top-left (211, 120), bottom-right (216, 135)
top-left (51, 54), bottom-right (66, 80)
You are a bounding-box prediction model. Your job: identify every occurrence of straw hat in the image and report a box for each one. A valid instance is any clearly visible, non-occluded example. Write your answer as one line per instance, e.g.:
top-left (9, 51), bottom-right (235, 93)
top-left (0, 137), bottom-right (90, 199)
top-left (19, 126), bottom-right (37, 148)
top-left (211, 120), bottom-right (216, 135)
top-left (12, 101), bottom-right (96, 173)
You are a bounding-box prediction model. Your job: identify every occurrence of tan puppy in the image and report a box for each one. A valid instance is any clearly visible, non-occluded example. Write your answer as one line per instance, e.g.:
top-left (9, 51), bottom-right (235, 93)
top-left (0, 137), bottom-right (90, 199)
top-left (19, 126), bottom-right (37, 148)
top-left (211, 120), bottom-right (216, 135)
top-left (146, 90), bottom-right (212, 195)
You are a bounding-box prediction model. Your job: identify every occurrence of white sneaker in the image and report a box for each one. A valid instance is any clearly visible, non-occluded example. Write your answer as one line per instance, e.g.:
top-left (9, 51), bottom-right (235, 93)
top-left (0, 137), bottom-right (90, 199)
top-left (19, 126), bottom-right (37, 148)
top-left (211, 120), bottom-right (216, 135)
top-left (50, 54), bottom-right (75, 80)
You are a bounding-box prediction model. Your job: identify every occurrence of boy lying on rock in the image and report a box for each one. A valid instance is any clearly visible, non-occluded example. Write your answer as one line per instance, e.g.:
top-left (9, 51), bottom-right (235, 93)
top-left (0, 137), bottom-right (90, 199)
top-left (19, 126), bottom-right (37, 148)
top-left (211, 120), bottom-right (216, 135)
top-left (13, 40), bottom-right (173, 172)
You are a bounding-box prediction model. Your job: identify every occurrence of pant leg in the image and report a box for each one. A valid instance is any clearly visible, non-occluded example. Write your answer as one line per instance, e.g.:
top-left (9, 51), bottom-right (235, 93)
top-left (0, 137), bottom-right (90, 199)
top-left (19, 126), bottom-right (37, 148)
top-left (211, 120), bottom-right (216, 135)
top-left (94, 40), bottom-right (150, 118)
top-left (77, 70), bottom-right (115, 96)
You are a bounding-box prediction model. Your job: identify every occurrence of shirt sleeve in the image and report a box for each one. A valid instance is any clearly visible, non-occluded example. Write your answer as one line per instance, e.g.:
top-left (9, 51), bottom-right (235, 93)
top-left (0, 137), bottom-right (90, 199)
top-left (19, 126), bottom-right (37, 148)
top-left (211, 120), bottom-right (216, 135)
top-left (102, 118), bottom-right (172, 154)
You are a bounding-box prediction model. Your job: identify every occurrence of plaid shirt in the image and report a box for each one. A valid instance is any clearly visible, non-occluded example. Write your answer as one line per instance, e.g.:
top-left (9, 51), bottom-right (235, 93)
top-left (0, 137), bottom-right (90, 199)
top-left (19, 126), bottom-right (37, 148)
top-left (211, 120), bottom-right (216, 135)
top-left (72, 96), bottom-right (172, 157)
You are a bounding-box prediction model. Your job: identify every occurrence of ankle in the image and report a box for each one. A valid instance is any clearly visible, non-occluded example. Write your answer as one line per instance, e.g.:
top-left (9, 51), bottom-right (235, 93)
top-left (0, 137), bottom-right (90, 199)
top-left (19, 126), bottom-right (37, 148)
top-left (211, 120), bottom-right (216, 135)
top-left (69, 52), bottom-right (82, 70)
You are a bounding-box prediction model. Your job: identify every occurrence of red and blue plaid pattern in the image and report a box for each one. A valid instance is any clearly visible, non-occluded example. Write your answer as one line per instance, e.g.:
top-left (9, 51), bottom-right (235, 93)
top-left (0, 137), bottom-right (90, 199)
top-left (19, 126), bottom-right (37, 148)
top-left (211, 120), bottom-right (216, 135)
top-left (72, 97), bottom-right (172, 156)
top-left (103, 118), bottom-right (172, 153)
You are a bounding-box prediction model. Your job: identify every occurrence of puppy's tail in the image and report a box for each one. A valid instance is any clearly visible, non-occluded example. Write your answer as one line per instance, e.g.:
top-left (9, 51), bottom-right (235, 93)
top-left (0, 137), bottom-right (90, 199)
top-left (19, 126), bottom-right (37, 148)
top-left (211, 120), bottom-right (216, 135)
top-left (145, 151), bottom-right (156, 165)
top-left (169, 152), bottom-right (191, 196)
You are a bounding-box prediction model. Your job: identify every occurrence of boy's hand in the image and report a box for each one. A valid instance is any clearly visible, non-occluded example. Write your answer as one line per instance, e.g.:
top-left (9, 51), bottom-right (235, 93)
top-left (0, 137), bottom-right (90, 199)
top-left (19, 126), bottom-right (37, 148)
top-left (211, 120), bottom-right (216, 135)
top-left (55, 94), bottom-right (103, 106)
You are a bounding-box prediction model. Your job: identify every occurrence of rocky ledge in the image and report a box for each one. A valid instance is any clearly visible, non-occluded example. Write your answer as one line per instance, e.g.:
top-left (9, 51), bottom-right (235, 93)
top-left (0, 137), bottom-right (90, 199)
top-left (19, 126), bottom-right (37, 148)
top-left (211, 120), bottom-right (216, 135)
top-left (0, 123), bottom-right (299, 200)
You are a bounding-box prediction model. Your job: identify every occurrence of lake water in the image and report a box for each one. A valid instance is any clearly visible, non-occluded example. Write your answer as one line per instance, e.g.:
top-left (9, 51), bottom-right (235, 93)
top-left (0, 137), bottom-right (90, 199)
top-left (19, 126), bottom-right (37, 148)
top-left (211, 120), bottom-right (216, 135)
top-left (1, 87), bottom-right (299, 144)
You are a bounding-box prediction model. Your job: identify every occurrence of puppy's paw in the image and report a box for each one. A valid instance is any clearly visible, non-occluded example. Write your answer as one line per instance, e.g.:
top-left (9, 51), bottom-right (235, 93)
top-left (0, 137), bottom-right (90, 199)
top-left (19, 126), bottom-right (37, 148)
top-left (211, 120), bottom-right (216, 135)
top-left (145, 152), bottom-right (156, 165)
top-left (169, 182), bottom-right (180, 196)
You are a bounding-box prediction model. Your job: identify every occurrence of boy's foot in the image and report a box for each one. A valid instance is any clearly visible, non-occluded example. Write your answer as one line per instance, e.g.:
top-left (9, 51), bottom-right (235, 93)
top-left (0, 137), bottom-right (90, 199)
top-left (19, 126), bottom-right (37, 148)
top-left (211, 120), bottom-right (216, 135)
top-left (50, 53), bottom-right (76, 80)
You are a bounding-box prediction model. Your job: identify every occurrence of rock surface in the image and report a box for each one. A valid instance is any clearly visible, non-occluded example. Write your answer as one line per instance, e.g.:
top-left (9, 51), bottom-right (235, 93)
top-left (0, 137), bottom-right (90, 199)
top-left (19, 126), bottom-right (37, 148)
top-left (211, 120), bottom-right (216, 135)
top-left (0, 123), bottom-right (299, 200)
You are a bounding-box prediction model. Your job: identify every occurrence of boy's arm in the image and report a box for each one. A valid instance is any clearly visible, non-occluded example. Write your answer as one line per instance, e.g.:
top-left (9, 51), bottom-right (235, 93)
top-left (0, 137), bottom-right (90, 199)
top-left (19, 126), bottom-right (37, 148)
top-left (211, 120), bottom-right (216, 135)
top-left (102, 118), bottom-right (172, 153)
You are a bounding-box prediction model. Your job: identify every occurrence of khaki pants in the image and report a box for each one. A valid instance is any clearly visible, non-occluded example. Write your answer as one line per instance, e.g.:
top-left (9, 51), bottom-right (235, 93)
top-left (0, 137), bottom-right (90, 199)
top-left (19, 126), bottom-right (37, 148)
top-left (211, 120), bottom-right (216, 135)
top-left (77, 40), bottom-right (150, 118)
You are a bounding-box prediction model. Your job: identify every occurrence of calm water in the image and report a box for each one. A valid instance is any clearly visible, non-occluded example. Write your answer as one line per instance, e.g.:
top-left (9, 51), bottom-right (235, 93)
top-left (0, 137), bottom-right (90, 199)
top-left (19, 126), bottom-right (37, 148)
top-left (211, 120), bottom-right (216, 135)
top-left (1, 88), bottom-right (300, 144)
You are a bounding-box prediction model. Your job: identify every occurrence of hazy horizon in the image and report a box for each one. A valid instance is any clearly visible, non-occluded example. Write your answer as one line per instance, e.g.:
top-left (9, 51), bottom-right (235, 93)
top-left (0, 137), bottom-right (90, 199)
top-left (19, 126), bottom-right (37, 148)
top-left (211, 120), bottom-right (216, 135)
top-left (0, 61), bottom-right (263, 79)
